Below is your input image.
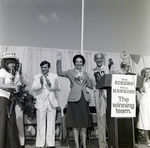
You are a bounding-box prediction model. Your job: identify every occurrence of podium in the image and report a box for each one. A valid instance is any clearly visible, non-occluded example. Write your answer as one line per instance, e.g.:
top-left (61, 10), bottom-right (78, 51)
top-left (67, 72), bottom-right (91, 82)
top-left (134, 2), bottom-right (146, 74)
top-left (96, 74), bottom-right (143, 148)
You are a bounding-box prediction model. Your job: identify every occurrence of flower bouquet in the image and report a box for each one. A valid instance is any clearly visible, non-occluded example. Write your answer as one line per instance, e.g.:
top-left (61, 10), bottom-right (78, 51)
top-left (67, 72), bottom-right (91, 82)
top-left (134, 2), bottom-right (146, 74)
top-left (9, 85), bottom-right (36, 119)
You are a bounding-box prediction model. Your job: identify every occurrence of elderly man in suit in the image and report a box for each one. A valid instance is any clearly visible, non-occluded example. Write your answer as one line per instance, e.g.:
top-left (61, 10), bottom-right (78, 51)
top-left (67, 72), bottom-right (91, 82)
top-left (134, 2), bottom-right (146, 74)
top-left (31, 60), bottom-right (61, 148)
top-left (91, 53), bottom-right (109, 148)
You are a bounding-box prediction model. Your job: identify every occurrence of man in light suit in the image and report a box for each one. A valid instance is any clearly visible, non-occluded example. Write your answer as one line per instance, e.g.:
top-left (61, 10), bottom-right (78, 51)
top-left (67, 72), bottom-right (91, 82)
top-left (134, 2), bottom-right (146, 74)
top-left (31, 60), bottom-right (61, 148)
top-left (91, 53), bottom-right (109, 148)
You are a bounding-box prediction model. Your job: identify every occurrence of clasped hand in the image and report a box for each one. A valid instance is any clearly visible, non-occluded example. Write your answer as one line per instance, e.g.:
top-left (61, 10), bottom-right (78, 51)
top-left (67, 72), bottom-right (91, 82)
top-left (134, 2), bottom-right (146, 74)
top-left (45, 77), bottom-right (51, 88)
top-left (40, 75), bottom-right (51, 88)
top-left (40, 75), bottom-right (44, 87)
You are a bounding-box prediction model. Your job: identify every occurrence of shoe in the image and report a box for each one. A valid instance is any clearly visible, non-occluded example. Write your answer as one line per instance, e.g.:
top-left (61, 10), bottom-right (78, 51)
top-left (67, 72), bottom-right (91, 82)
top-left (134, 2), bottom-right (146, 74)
top-left (146, 141), bottom-right (150, 147)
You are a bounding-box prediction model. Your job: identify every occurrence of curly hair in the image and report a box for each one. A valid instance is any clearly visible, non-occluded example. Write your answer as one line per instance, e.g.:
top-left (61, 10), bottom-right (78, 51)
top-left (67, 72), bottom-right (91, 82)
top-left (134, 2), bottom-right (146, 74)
top-left (1, 58), bottom-right (20, 75)
top-left (141, 67), bottom-right (150, 78)
top-left (73, 54), bottom-right (85, 66)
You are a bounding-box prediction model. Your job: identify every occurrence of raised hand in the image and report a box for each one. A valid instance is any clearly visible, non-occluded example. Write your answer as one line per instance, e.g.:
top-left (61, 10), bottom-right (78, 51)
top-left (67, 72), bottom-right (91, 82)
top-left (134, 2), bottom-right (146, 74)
top-left (57, 52), bottom-right (62, 60)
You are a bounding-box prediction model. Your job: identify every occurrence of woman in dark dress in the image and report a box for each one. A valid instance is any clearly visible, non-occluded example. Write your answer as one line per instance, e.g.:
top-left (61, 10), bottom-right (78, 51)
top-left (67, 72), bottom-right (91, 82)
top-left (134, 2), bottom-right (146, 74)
top-left (56, 52), bottom-right (93, 148)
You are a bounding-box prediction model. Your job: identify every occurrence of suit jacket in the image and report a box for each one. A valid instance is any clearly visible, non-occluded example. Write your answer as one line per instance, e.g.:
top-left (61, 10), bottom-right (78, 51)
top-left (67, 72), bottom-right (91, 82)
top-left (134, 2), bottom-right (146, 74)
top-left (56, 60), bottom-right (93, 102)
top-left (92, 66), bottom-right (109, 85)
top-left (90, 66), bottom-right (109, 113)
top-left (31, 72), bottom-right (61, 110)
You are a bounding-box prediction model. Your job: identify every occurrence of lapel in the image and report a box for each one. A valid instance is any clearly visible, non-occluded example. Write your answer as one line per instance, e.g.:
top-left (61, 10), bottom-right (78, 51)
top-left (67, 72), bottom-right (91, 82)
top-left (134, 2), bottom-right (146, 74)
top-left (73, 70), bottom-right (86, 86)
top-left (81, 71), bottom-right (87, 85)
top-left (72, 69), bottom-right (80, 85)
top-left (47, 72), bottom-right (51, 80)
top-left (46, 72), bottom-right (54, 81)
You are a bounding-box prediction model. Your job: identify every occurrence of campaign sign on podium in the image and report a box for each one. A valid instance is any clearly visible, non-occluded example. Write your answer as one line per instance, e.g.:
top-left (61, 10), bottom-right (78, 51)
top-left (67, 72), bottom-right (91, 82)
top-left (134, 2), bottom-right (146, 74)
top-left (111, 74), bottom-right (137, 117)
top-left (96, 74), bottom-right (143, 148)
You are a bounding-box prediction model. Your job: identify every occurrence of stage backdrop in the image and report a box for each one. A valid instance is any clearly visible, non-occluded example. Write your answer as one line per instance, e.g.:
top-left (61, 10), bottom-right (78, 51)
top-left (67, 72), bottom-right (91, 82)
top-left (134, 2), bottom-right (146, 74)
top-left (0, 46), bottom-right (150, 109)
top-left (1, 45), bottom-right (150, 141)
top-left (0, 46), bottom-right (150, 112)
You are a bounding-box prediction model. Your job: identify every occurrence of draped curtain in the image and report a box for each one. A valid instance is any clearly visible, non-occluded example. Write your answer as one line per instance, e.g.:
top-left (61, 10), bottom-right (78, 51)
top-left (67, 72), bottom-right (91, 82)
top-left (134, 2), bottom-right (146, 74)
top-left (0, 45), bottom-right (149, 112)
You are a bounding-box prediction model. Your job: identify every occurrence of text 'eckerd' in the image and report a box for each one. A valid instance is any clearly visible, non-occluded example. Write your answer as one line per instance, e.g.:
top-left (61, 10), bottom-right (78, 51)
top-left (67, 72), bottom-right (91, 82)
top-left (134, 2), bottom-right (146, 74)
top-left (115, 80), bottom-right (133, 85)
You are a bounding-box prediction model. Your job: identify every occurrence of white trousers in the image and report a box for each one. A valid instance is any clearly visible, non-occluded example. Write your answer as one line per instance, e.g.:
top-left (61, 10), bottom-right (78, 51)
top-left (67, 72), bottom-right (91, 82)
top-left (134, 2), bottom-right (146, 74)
top-left (15, 105), bottom-right (25, 146)
top-left (36, 100), bottom-right (56, 147)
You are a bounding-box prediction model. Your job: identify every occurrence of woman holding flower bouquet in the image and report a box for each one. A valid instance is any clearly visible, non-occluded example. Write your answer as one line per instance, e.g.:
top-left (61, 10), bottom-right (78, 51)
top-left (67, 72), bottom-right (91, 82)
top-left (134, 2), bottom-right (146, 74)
top-left (56, 53), bottom-right (93, 148)
top-left (0, 52), bottom-right (21, 148)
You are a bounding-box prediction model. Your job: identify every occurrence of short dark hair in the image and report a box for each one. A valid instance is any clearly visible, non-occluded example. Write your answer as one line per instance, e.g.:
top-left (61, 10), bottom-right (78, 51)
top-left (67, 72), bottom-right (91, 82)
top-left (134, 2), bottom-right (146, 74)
top-left (73, 54), bottom-right (85, 66)
top-left (40, 60), bottom-right (51, 67)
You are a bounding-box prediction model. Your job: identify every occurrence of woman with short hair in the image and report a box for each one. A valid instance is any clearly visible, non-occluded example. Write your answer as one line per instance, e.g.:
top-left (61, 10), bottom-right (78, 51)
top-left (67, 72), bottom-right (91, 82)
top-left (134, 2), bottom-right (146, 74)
top-left (56, 53), bottom-right (93, 148)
